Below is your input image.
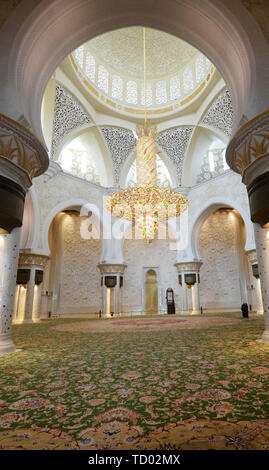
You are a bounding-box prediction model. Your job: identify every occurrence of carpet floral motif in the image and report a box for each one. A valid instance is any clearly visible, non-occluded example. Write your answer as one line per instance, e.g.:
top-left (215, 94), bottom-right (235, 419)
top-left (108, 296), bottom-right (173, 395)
top-left (0, 313), bottom-right (268, 450)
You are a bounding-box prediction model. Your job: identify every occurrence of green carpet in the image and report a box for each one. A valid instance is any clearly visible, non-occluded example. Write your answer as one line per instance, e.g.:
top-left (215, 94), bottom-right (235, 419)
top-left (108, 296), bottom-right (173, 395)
top-left (0, 313), bottom-right (268, 450)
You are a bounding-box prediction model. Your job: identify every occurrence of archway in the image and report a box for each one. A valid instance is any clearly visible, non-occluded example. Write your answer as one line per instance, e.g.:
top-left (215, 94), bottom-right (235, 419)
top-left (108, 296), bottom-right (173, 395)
top-left (145, 269), bottom-right (158, 314)
top-left (42, 203), bottom-right (102, 318)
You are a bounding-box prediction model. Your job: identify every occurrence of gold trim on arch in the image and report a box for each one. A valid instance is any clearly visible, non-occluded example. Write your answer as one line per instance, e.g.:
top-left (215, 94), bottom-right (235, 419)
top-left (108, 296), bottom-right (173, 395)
top-left (232, 109), bottom-right (269, 140)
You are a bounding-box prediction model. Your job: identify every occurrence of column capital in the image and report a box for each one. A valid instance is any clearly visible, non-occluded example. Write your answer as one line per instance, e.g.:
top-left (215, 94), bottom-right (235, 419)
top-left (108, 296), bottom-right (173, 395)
top-left (227, 111), bottom-right (269, 226)
top-left (0, 114), bottom-right (49, 232)
top-left (97, 263), bottom-right (127, 275)
top-left (174, 260), bottom-right (202, 273)
top-left (245, 249), bottom-right (257, 265)
top-left (18, 251), bottom-right (49, 269)
top-left (0, 114), bottom-right (49, 188)
top-left (226, 110), bottom-right (269, 184)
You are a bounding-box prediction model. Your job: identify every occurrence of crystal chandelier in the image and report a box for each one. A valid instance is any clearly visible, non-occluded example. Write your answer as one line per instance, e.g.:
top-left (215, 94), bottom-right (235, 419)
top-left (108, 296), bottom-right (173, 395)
top-left (105, 28), bottom-right (188, 243)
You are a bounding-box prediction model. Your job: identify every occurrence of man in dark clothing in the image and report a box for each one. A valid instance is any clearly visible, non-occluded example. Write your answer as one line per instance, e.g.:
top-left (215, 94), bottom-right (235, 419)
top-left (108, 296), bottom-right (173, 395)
top-left (241, 303), bottom-right (249, 318)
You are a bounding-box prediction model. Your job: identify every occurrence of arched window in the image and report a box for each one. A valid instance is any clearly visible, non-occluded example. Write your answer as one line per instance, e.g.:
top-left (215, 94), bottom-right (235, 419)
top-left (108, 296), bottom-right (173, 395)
top-left (74, 45), bottom-right (84, 69)
top-left (85, 52), bottom-right (95, 83)
top-left (126, 81), bottom-right (138, 104)
top-left (141, 83), bottom-right (153, 107)
top-left (205, 58), bottom-right (211, 71)
top-left (170, 76), bottom-right (181, 101)
top-left (195, 56), bottom-right (205, 84)
top-left (183, 66), bottom-right (194, 94)
top-left (60, 148), bottom-right (73, 172)
top-left (156, 81), bottom-right (167, 104)
top-left (98, 65), bottom-right (109, 93)
top-left (59, 138), bottom-right (100, 184)
top-left (111, 75), bottom-right (123, 101)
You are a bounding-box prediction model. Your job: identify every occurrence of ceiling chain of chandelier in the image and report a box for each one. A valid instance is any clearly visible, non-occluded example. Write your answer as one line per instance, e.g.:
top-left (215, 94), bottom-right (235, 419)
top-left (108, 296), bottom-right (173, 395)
top-left (105, 28), bottom-right (188, 244)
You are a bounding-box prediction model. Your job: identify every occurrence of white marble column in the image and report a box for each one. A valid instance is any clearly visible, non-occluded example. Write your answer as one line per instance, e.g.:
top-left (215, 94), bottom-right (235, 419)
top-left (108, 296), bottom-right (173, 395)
top-left (33, 284), bottom-right (43, 322)
top-left (98, 263), bottom-right (127, 318)
top-left (254, 223), bottom-right (269, 342)
top-left (193, 274), bottom-right (201, 314)
top-left (0, 227), bottom-right (21, 354)
top-left (182, 278), bottom-right (189, 315)
top-left (115, 275), bottom-right (120, 317)
top-left (24, 268), bottom-right (35, 323)
top-left (256, 279), bottom-right (264, 315)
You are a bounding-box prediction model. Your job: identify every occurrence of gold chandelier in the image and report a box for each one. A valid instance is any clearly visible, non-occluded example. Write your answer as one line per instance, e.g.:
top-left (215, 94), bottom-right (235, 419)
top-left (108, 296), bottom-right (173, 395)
top-left (105, 28), bottom-right (188, 243)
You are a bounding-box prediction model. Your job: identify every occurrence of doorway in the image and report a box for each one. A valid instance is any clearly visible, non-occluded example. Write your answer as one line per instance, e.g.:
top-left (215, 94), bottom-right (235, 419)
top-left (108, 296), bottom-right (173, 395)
top-left (145, 269), bottom-right (158, 314)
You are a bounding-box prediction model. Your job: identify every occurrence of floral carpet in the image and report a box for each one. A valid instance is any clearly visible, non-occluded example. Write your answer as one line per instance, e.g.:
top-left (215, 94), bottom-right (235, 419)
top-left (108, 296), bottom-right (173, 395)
top-left (0, 313), bottom-right (268, 450)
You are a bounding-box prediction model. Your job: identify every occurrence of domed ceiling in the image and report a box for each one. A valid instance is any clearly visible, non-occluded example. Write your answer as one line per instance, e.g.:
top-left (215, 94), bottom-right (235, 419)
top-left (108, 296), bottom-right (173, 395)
top-left (71, 26), bottom-right (215, 115)
top-left (87, 27), bottom-right (198, 80)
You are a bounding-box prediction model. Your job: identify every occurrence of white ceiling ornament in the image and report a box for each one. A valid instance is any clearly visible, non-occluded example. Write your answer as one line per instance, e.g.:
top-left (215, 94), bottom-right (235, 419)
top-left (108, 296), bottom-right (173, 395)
top-left (157, 127), bottom-right (193, 184)
top-left (100, 127), bottom-right (136, 185)
top-left (51, 84), bottom-right (91, 159)
top-left (202, 89), bottom-right (234, 136)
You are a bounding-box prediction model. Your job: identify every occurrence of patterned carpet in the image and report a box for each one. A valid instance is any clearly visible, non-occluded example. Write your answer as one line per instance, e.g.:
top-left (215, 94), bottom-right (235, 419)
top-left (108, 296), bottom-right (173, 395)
top-left (0, 313), bottom-right (268, 450)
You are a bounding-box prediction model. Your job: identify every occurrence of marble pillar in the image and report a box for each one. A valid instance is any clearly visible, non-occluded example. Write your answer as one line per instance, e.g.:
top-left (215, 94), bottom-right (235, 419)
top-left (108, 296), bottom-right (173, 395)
top-left (115, 274), bottom-right (120, 316)
top-left (175, 261), bottom-right (202, 315)
top-left (193, 273), bottom-right (201, 314)
top-left (14, 252), bottom-right (49, 324)
top-left (33, 284), bottom-right (43, 322)
top-left (0, 114), bottom-right (48, 354)
top-left (246, 249), bottom-right (263, 315)
top-left (0, 227), bottom-right (21, 354)
top-left (182, 278), bottom-right (189, 315)
top-left (226, 110), bottom-right (269, 342)
top-left (254, 224), bottom-right (269, 342)
top-left (24, 268), bottom-right (35, 323)
top-left (98, 263), bottom-right (126, 317)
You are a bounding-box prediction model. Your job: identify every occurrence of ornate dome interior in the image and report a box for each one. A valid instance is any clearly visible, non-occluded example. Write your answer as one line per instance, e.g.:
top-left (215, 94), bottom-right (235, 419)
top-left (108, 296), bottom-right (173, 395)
top-left (42, 26), bottom-right (233, 189)
top-left (71, 26), bottom-right (215, 115)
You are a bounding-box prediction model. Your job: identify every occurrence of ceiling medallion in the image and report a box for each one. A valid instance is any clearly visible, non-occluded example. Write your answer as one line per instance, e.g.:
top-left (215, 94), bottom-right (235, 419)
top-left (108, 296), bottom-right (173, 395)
top-left (105, 28), bottom-right (188, 244)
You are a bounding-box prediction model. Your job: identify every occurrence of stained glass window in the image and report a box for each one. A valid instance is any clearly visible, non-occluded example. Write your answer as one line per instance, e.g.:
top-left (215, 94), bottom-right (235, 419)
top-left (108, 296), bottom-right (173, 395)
top-left (98, 65), bottom-right (109, 93)
top-left (85, 52), bottom-right (95, 83)
top-left (126, 81), bottom-right (138, 104)
top-left (111, 75), bottom-right (123, 101)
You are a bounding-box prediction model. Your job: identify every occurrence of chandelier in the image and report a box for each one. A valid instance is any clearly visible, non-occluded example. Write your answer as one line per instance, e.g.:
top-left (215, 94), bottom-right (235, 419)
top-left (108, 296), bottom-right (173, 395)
top-left (105, 28), bottom-right (188, 244)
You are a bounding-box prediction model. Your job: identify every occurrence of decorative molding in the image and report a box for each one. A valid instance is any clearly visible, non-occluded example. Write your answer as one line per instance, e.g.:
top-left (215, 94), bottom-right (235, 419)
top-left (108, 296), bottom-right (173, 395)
top-left (100, 127), bottom-right (136, 185)
top-left (97, 263), bottom-right (127, 275)
top-left (226, 110), bottom-right (269, 178)
top-left (0, 113), bottom-right (48, 184)
top-left (51, 83), bottom-right (91, 159)
top-left (157, 127), bottom-right (193, 184)
top-left (175, 261), bottom-right (203, 272)
top-left (202, 89), bottom-right (233, 136)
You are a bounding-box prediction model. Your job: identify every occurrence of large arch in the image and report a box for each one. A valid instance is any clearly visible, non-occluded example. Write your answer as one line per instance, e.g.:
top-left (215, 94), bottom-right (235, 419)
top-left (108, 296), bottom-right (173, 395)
top-left (190, 197), bottom-right (255, 260)
top-left (1, 0), bottom-right (269, 143)
top-left (41, 197), bottom-right (102, 256)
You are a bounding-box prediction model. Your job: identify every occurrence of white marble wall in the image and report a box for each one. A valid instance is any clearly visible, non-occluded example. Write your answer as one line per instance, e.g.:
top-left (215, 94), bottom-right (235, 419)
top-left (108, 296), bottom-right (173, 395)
top-left (123, 231), bottom-right (179, 314)
top-left (199, 209), bottom-right (247, 311)
top-left (47, 212), bottom-right (101, 315)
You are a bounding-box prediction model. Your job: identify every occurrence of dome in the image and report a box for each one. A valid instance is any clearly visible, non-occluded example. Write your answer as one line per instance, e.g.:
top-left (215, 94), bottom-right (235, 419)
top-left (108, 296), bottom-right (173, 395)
top-left (71, 27), bottom-right (214, 116)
